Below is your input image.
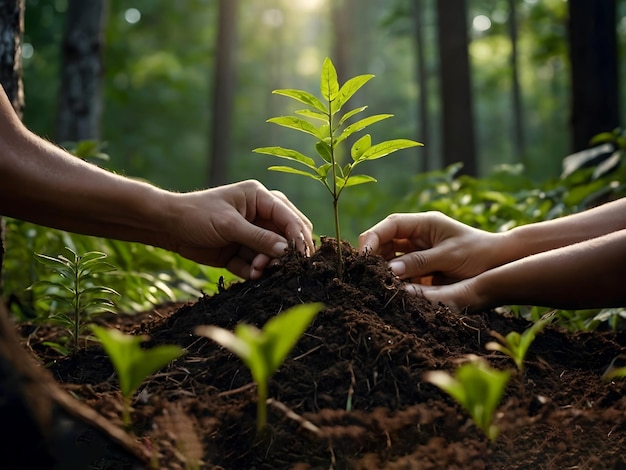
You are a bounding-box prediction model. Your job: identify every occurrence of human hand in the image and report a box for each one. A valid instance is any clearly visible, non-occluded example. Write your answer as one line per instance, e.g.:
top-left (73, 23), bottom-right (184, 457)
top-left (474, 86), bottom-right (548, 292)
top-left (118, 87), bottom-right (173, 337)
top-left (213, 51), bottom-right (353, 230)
top-left (163, 180), bottom-right (313, 280)
top-left (358, 212), bottom-right (504, 285)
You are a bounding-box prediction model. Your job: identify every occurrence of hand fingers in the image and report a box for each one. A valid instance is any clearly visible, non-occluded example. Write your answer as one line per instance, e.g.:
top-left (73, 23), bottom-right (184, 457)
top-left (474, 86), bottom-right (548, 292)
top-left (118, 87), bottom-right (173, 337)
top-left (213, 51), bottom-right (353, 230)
top-left (270, 190), bottom-right (315, 254)
top-left (359, 213), bottom-right (435, 255)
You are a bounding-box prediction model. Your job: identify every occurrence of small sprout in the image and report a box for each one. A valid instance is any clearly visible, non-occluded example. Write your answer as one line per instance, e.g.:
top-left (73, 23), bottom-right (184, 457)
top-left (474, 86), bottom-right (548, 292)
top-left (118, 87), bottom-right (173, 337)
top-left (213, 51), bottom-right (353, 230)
top-left (30, 247), bottom-right (120, 355)
top-left (424, 355), bottom-right (510, 441)
top-left (485, 317), bottom-right (551, 374)
top-left (91, 325), bottom-right (185, 429)
top-left (195, 302), bottom-right (324, 431)
top-left (602, 354), bottom-right (626, 381)
top-left (254, 57), bottom-right (422, 277)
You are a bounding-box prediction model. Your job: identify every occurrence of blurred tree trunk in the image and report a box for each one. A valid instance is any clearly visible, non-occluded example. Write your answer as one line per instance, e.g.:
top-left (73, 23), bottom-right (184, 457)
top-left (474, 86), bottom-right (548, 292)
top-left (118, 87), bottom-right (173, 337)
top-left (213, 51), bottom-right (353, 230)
top-left (436, 0), bottom-right (477, 176)
top-left (208, 0), bottom-right (238, 187)
top-left (508, 0), bottom-right (525, 165)
top-left (411, 0), bottom-right (429, 172)
top-left (0, 0), bottom-right (24, 293)
top-left (568, 0), bottom-right (619, 152)
top-left (55, 0), bottom-right (107, 143)
top-left (332, 0), bottom-right (355, 85)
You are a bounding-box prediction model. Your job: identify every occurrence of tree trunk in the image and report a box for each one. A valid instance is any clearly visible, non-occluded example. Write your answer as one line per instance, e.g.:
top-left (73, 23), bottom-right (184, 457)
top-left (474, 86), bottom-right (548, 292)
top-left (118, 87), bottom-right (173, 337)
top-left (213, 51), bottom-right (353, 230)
top-left (0, 0), bottom-right (24, 293)
top-left (436, 0), bottom-right (477, 175)
top-left (332, 0), bottom-right (355, 86)
top-left (508, 0), bottom-right (525, 165)
top-left (567, 0), bottom-right (619, 152)
top-left (411, 0), bottom-right (430, 172)
top-left (207, 0), bottom-right (238, 187)
top-left (55, 0), bottom-right (107, 143)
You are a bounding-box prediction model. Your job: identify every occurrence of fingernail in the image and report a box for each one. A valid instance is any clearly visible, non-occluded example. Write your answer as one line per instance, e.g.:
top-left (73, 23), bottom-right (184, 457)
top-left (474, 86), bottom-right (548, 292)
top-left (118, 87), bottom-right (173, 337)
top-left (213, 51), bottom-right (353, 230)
top-left (388, 261), bottom-right (406, 277)
top-left (272, 241), bottom-right (288, 256)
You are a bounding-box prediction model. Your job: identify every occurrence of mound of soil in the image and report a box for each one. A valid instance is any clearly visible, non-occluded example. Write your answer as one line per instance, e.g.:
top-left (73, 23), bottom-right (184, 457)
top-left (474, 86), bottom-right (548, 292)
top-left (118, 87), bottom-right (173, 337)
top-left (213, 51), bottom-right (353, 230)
top-left (21, 240), bottom-right (626, 468)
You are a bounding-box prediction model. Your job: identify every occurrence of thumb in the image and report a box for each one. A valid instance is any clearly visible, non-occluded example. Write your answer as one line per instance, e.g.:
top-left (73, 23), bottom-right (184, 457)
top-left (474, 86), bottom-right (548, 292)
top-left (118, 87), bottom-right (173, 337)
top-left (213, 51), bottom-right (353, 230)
top-left (232, 219), bottom-right (289, 259)
top-left (388, 245), bottom-right (447, 280)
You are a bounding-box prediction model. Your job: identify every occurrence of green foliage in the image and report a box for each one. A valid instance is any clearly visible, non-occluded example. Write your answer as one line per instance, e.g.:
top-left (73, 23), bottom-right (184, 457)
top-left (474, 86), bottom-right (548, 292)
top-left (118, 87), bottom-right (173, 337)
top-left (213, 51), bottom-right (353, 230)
top-left (91, 325), bottom-right (185, 428)
top-left (424, 356), bottom-right (510, 441)
top-left (195, 303), bottom-right (324, 431)
top-left (3, 220), bottom-right (237, 320)
top-left (254, 57), bottom-right (422, 276)
top-left (29, 247), bottom-right (120, 355)
top-left (485, 317), bottom-right (551, 373)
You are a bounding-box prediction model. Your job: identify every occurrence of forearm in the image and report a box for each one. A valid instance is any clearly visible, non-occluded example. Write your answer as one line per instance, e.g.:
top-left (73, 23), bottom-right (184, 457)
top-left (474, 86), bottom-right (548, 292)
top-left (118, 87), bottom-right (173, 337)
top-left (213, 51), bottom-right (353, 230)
top-left (472, 229), bottom-right (626, 311)
top-left (0, 125), bottom-right (172, 247)
top-left (502, 198), bottom-right (626, 262)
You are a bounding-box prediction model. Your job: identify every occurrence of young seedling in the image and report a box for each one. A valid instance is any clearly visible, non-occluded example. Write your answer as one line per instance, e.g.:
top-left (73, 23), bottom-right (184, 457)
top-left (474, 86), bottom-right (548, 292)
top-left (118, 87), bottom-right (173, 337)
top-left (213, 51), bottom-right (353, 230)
top-left (485, 317), bottom-right (551, 375)
top-left (195, 302), bottom-right (324, 432)
top-left (424, 355), bottom-right (510, 441)
top-left (30, 247), bottom-right (120, 355)
top-left (253, 57), bottom-right (422, 277)
top-left (91, 325), bottom-right (185, 429)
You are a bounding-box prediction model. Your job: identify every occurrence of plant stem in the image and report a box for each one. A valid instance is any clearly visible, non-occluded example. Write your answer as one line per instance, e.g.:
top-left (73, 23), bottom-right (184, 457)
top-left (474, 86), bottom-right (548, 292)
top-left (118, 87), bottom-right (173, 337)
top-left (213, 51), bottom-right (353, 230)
top-left (256, 380), bottom-right (268, 432)
top-left (327, 94), bottom-right (343, 278)
top-left (73, 257), bottom-right (80, 355)
top-left (333, 196), bottom-right (343, 278)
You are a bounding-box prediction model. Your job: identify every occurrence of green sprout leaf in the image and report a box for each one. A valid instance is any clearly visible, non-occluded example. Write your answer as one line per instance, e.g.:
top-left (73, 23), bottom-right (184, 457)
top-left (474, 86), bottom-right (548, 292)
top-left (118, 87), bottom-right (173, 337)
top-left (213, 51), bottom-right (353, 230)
top-left (91, 325), bottom-right (184, 427)
top-left (272, 89), bottom-right (327, 113)
top-left (424, 356), bottom-right (510, 441)
top-left (337, 74), bottom-right (375, 110)
top-left (320, 57), bottom-right (339, 104)
top-left (358, 139), bottom-right (424, 162)
top-left (485, 317), bottom-right (551, 373)
top-left (252, 146), bottom-right (317, 169)
top-left (195, 302), bottom-right (323, 431)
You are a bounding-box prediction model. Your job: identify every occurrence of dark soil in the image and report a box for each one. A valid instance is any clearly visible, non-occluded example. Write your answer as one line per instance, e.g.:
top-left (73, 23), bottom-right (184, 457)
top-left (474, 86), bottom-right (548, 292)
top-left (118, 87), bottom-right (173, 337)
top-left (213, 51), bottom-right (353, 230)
top-left (19, 239), bottom-right (626, 469)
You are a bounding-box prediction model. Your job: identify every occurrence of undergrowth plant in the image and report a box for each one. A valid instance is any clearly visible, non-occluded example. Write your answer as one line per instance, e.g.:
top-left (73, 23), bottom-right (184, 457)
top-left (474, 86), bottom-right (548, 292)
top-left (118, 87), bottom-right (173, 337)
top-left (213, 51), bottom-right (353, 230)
top-left (91, 325), bottom-right (185, 429)
top-left (29, 247), bottom-right (120, 355)
top-left (424, 355), bottom-right (510, 441)
top-left (254, 57), bottom-right (422, 277)
top-left (195, 302), bottom-right (323, 432)
top-left (485, 316), bottom-right (551, 374)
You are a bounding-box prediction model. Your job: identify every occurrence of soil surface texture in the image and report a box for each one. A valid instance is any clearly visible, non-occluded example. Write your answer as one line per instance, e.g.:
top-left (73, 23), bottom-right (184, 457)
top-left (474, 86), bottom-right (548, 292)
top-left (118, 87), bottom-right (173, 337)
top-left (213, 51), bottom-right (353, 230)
top-left (20, 239), bottom-right (626, 469)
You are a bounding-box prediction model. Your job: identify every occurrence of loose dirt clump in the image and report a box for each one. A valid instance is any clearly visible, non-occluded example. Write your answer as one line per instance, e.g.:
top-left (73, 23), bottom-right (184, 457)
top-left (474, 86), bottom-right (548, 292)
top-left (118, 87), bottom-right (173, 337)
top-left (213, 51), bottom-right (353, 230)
top-left (25, 239), bottom-right (626, 468)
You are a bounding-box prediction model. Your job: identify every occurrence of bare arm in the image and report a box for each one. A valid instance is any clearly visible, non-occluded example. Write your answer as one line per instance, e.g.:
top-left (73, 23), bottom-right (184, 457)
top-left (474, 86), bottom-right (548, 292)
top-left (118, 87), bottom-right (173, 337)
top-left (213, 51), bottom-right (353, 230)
top-left (417, 229), bottom-right (626, 312)
top-left (0, 86), bottom-right (313, 279)
top-left (359, 199), bottom-right (626, 283)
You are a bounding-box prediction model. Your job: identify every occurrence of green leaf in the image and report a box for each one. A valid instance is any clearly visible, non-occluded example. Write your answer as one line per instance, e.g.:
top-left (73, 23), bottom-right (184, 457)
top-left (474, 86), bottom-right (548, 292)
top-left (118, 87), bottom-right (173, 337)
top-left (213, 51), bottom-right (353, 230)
top-left (262, 303), bottom-right (323, 374)
top-left (295, 108), bottom-right (329, 122)
top-left (337, 74), bottom-right (374, 111)
top-left (344, 174), bottom-right (377, 188)
top-left (320, 57), bottom-right (339, 105)
top-left (335, 114), bottom-right (394, 145)
top-left (315, 141), bottom-right (333, 163)
top-left (351, 134), bottom-right (372, 161)
top-left (316, 163), bottom-right (332, 178)
top-left (92, 326), bottom-right (184, 398)
top-left (267, 116), bottom-right (325, 140)
top-left (272, 89), bottom-right (327, 114)
top-left (253, 146), bottom-right (316, 168)
top-left (338, 106), bottom-right (368, 127)
top-left (268, 165), bottom-right (321, 181)
top-left (358, 139), bottom-right (423, 161)
top-left (425, 358), bottom-right (510, 441)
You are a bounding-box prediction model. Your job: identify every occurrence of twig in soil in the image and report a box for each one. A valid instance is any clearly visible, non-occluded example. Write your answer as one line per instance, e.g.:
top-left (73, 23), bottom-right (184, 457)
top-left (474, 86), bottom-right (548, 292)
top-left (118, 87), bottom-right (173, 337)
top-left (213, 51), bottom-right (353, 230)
top-left (217, 382), bottom-right (257, 397)
top-left (292, 344), bottom-right (323, 361)
top-left (460, 316), bottom-right (482, 345)
top-left (267, 398), bottom-right (321, 435)
top-left (383, 289), bottom-right (400, 309)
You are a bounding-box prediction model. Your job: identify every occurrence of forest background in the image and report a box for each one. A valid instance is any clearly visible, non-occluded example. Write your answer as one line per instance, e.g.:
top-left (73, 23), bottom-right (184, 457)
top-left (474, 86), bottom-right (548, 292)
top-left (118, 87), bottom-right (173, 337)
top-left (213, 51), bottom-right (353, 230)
top-left (20, 0), bottom-right (626, 242)
top-left (2, 0), bottom-right (626, 327)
